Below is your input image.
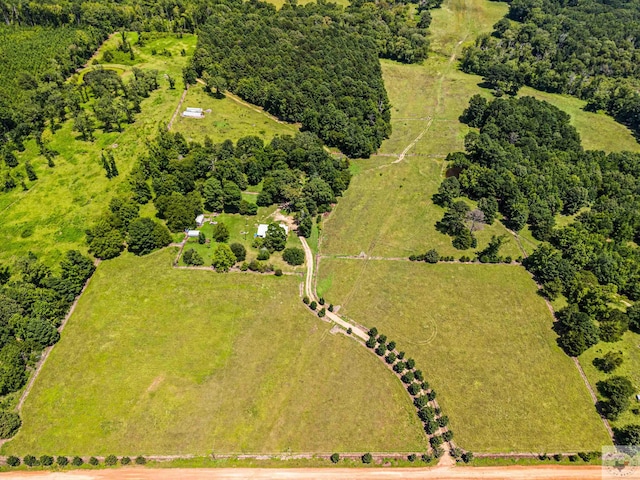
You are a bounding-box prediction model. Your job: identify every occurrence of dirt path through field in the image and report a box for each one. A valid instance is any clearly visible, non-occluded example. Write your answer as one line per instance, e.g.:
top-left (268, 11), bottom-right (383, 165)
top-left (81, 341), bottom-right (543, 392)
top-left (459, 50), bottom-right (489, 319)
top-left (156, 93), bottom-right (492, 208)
top-left (0, 466), bottom-right (610, 479)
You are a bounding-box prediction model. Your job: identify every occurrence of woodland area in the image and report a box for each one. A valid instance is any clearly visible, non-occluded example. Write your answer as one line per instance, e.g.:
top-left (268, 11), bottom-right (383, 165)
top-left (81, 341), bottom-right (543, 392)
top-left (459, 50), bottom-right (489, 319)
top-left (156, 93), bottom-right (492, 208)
top-left (461, 0), bottom-right (640, 138)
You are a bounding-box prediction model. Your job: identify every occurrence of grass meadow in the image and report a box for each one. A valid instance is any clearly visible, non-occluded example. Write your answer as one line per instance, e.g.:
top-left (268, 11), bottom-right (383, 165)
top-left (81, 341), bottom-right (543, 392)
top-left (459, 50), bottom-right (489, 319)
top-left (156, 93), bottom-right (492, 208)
top-left (3, 249), bottom-right (426, 456)
top-left (317, 259), bottom-right (612, 453)
top-left (579, 330), bottom-right (640, 429)
top-left (171, 87), bottom-right (298, 145)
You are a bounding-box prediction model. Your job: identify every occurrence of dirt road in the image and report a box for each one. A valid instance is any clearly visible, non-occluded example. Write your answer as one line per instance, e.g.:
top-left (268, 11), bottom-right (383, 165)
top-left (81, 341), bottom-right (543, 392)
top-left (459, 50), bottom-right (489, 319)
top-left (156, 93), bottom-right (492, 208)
top-left (0, 466), bottom-right (615, 480)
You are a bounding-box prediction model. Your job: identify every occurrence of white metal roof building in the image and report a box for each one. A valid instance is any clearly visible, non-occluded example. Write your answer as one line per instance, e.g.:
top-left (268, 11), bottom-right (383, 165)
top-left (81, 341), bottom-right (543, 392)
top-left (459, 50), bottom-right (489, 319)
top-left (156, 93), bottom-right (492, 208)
top-left (195, 214), bottom-right (205, 226)
top-left (187, 230), bottom-right (200, 237)
top-left (256, 223), bottom-right (288, 238)
top-left (182, 107), bottom-right (204, 118)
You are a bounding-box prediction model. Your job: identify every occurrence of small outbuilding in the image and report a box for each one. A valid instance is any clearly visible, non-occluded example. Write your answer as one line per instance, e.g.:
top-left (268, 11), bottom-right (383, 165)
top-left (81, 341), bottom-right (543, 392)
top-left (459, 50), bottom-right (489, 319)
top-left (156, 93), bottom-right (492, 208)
top-left (187, 229), bottom-right (200, 238)
top-left (182, 107), bottom-right (204, 118)
top-left (195, 214), bottom-right (205, 226)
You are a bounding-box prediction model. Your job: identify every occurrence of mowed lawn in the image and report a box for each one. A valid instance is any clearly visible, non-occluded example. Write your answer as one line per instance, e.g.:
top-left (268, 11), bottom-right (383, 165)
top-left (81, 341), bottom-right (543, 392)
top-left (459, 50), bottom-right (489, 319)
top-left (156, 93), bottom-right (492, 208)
top-left (317, 259), bottom-right (611, 453)
top-left (3, 250), bottom-right (425, 456)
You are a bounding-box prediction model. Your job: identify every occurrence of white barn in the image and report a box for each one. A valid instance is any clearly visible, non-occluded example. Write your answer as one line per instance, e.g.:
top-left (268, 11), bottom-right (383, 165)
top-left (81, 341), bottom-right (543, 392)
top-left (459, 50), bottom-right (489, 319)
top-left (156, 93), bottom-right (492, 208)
top-left (195, 214), bottom-right (205, 226)
top-left (182, 107), bottom-right (204, 118)
top-left (187, 229), bottom-right (200, 238)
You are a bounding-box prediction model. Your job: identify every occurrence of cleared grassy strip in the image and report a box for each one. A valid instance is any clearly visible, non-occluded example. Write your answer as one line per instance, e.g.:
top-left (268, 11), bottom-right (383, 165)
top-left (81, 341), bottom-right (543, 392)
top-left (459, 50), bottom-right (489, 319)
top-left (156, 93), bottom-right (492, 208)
top-left (171, 87), bottom-right (298, 144)
top-left (318, 259), bottom-right (611, 453)
top-left (3, 250), bottom-right (425, 456)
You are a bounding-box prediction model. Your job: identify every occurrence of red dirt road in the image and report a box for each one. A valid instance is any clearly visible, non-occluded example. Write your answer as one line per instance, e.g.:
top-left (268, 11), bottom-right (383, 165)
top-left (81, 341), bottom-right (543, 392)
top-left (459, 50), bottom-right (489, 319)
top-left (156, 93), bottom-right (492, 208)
top-left (0, 466), bottom-right (625, 480)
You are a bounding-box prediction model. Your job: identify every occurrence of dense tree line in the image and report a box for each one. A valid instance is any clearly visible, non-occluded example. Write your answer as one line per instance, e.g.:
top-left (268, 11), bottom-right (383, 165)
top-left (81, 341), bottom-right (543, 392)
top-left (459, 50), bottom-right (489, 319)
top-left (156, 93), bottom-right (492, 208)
top-left (0, 250), bottom-right (94, 438)
top-left (87, 129), bottom-right (350, 259)
top-left (460, 0), bottom-right (640, 137)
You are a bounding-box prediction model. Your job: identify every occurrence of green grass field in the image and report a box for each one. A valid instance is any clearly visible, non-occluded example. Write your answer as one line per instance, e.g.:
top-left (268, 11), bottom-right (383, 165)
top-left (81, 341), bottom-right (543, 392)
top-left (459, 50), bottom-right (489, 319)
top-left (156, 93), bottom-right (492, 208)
top-left (317, 259), bottom-right (612, 453)
top-left (0, 33), bottom-right (196, 266)
top-left (3, 250), bottom-right (425, 456)
top-left (579, 330), bottom-right (640, 429)
top-left (171, 87), bottom-right (298, 144)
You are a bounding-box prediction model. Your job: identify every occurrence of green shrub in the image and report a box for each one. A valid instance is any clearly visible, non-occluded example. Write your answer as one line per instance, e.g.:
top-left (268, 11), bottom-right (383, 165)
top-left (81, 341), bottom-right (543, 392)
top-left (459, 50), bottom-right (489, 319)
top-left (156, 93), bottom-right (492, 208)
top-left (24, 455), bottom-right (38, 467)
top-left (230, 243), bottom-right (246, 262)
top-left (385, 352), bottom-right (396, 364)
top-left (72, 456), bottom-right (84, 466)
top-left (421, 453), bottom-right (432, 463)
top-left (430, 435), bottom-right (443, 448)
top-left (461, 451), bottom-right (474, 463)
top-left (40, 455), bottom-right (53, 466)
top-left (424, 249), bottom-right (439, 264)
top-left (406, 358), bottom-right (415, 369)
top-left (318, 297), bottom-right (325, 305)
top-left (397, 351), bottom-right (405, 359)
top-left (274, 268), bottom-right (283, 276)
top-left (377, 334), bottom-right (387, 344)
top-left (347, 327), bottom-right (352, 334)
top-left (330, 453), bottom-right (340, 463)
top-left (387, 341), bottom-right (396, 350)
top-left (0, 411), bottom-right (21, 438)
top-left (375, 344), bottom-right (386, 356)
top-left (257, 249), bottom-right (270, 261)
top-left (303, 296), bottom-right (310, 304)
top-left (318, 308), bottom-right (326, 317)
top-left (408, 383), bottom-right (421, 395)
top-left (443, 430), bottom-right (453, 441)
top-left (408, 454), bottom-right (416, 462)
top-left (414, 369), bottom-right (424, 381)
top-left (309, 300), bottom-right (317, 310)
top-left (362, 453), bottom-right (372, 464)
top-left (553, 454), bottom-right (562, 462)
top-left (105, 455), bottom-right (118, 466)
top-left (57, 456), bottom-right (69, 466)
top-left (121, 456), bottom-right (131, 465)
top-left (282, 247), bottom-right (305, 265)
top-left (135, 456), bottom-right (146, 465)
top-left (368, 327), bottom-right (378, 337)
top-left (6, 456), bottom-right (20, 467)
top-left (89, 457), bottom-right (99, 465)
top-left (328, 304), bottom-right (334, 312)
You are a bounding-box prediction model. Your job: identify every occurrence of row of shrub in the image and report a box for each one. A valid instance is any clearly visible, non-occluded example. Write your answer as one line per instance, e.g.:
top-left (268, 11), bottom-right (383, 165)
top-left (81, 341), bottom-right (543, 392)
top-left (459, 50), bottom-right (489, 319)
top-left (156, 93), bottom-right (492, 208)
top-left (303, 296), bottom-right (335, 318)
top-left (5, 455), bottom-right (146, 467)
top-left (364, 327), bottom-right (471, 461)
top-left (409, 249), bottom-right (521, 264)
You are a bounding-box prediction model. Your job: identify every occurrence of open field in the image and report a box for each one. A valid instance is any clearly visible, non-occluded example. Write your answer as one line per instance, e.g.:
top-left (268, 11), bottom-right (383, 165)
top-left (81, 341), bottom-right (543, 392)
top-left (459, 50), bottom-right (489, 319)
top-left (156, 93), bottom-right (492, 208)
top-left (0, 33), bottom-right (196, 266)
top-left (316, 259), bottom-right (612, 453)
top-left (3, 250), bottom-right (425, 456)
top-left (171, 87), bottom-right (298, 144)
top-left (579, 329), bottom-right (640, 429)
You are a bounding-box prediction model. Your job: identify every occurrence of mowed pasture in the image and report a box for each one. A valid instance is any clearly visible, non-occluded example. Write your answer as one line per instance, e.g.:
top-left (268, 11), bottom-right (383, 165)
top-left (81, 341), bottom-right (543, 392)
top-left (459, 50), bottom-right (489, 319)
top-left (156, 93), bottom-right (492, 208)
top-left (171, 87), bottom-right (298, 145)
top-left (0, 33), bottom-right (196, 266)
top-left (317, 259), bottom-right (612, 453)
top-left (3, 250), bottom-right (426, 456)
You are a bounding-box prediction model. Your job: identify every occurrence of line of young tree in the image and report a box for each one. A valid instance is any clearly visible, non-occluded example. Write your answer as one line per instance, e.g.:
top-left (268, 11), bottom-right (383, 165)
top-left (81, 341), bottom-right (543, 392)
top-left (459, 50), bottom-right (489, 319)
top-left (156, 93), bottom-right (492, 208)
top-left (5, 454), bottom-right (147, 468)
top-left (0, 250), bottom-right (95, 439)
top-left (364, 327), bottom-right (472, 463)
top-left (188, 0), bottom-right (442, 158)
top-left (460, 0), bottom-right (640, 138)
